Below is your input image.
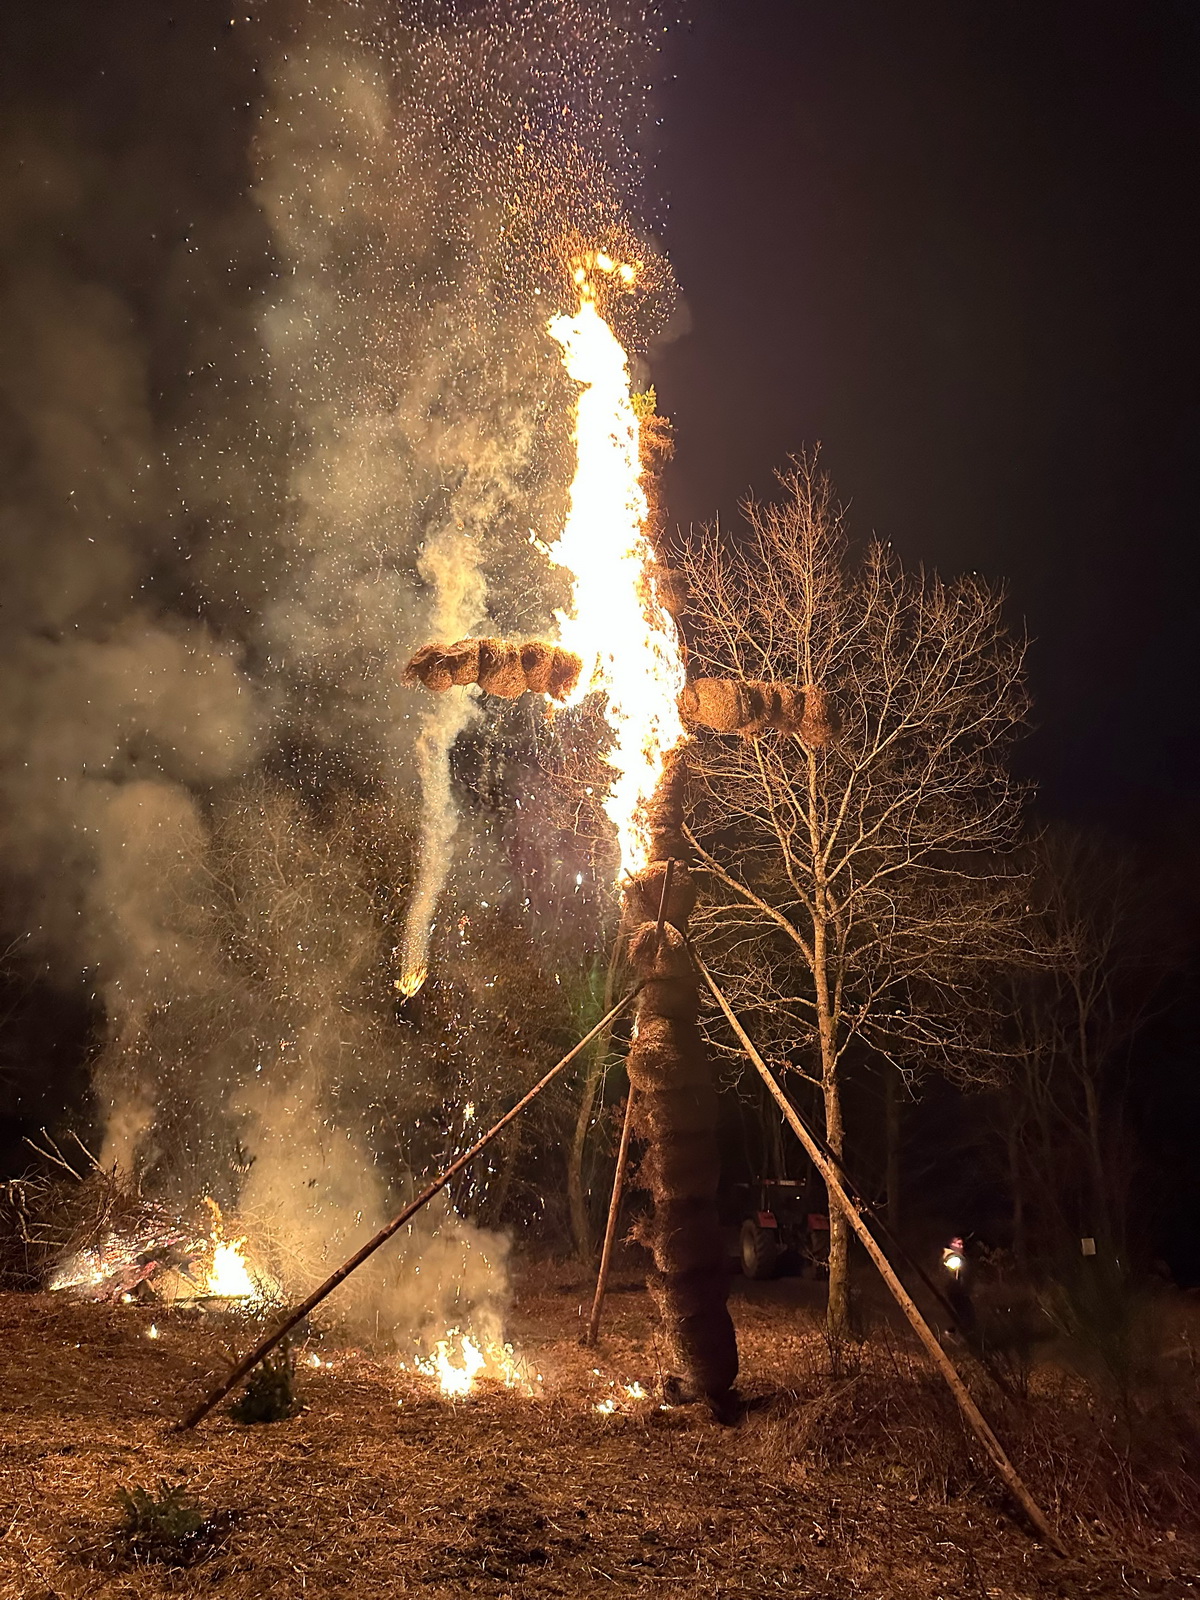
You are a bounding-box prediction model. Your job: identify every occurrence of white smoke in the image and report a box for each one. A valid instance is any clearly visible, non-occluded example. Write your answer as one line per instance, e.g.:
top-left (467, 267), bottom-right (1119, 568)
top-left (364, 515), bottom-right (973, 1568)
top-left (0, 0), bottom-right (669, 1339)
top-left (397, 527), bottom-right (486, 992)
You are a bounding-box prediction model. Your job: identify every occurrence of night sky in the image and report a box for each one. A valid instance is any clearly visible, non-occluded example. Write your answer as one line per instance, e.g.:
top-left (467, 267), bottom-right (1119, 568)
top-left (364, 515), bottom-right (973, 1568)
top-left (656, 2), bottom-right (1200, 830)
top-left (653, 3), bottom-right (1200, 1275)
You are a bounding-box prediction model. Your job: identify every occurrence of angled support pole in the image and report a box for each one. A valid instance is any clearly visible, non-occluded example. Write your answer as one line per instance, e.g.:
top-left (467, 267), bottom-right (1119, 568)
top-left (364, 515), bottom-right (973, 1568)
top-left (691, 947), bottom-right (1066, 1557)
top-left (585, 1087), bottom-right (636, 1347)
top-left (178, 986), bottom-right (640, 1430)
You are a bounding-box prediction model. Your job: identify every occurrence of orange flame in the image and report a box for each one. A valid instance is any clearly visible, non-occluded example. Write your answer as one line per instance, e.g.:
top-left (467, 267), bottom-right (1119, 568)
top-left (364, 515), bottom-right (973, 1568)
top-left (405, 1328), bottom-right (540, 1399)
top-left (394, 967), bottom-right (427, 1000)
top-left (201, 1198), bottom-right (268, 1300)
top-left (546, 256), bottom-right (686, 878)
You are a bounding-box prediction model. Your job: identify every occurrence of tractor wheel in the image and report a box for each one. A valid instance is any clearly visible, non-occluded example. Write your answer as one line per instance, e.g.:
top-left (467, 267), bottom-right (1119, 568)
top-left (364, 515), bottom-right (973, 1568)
top-left (740, 1219), bottom-right (779, 1280)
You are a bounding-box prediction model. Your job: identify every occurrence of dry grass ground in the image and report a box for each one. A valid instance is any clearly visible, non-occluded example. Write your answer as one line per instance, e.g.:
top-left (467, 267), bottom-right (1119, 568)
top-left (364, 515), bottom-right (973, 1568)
top-left (0, 1263), bottom-right (1197, 1599)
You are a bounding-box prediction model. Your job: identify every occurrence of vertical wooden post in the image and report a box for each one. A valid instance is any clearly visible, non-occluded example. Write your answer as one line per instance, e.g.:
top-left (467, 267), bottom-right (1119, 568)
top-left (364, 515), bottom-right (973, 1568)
top-left (586, 859), bottom-right (676, 1346)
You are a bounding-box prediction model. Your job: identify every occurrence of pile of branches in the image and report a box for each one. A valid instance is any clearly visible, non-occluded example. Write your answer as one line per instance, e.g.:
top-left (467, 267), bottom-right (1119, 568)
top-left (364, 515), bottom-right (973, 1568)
top-left (0, 1135), bottom-right (176, 1294)
top-left (0, 1172), bottom-right (69, 1290)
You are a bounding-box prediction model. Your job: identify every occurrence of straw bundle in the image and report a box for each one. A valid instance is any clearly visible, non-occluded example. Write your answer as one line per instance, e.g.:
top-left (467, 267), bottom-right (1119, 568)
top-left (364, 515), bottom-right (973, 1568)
top-left (403, 638), bottom-right (582, 701)
top-left (798, 683), bottom-right (838, 748)
top-left (625, 920), bottom-right (690, 976)
top-left (680, 678), bottom-right (814, 737)
top-left (543, 645), bottom-right (582, 700)
top-left (645, 559), bottom-right (688, 623)
top-left (475, 639), bottom-right (527, 698)
top-left (679, 678), bottom-right (747, 733)
top-left (519, 640), bottom-right (555, 694)
top-left (623, 860), bottom-right (697, 930)
top-left (637, 975), bottom-right (700, 1023)
top-left (637, 751), bottom-right (689, 863)
top-left (748, 681), bottom-right (805, 734)
top-left (621, 770), bottom-right (738, 1410)
top-left (403, 641), bottom-right (454, 692)
top-left (443, 638), bottom-right (481, 685)
top-left (625, 1014), bottom-right (699, 1090)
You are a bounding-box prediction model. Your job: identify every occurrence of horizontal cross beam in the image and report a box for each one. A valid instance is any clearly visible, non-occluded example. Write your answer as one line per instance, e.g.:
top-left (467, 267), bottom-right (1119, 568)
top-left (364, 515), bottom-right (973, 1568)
top-left (405, 637), bottom-right (834, 742)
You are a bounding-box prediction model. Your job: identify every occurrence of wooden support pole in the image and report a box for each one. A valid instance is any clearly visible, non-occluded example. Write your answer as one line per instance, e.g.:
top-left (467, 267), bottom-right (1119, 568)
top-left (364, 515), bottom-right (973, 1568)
top-left (178, 987), bottom-right (641, 1431)
top-left (585, 1088), bottom-right (636, 1346)
top-left (652, 856), bottom-right (676, 944)
top-left (692, 949), bottom-right (1066, 1556)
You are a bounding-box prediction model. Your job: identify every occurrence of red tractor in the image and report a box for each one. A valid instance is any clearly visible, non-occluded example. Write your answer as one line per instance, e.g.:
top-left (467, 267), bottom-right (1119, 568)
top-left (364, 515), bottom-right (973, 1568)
top-left (737, 1176), bottom-right (830, 1280)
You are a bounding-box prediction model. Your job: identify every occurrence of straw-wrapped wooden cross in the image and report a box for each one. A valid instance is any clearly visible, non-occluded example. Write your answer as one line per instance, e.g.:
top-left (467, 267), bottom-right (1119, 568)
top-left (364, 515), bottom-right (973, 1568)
top-left (405, 638), bottom-right (835, 1411)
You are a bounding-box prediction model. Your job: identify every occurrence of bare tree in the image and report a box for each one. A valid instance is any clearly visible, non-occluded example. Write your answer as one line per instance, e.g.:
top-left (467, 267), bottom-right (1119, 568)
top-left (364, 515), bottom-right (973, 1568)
top-left (681, 458), bottom-right (1030, 1339)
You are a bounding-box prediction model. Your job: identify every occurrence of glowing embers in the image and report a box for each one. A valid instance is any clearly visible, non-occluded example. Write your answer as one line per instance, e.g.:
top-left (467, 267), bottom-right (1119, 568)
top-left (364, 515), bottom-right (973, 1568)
top-left (591, 1371), bottom-right (655, 1416)
top-left (571, 249), bottom-right (639, 291)
top-left (400, 1327), bottom-right (541, 1400)
top-left (49, 1239), bottom-right (127, 1295)
top-left (545, 256), bottom-right (687, 881)
top-left (395, 966), bottom-right (427, 1001)
top-left (48, 1198), bottom-right (277, 1307)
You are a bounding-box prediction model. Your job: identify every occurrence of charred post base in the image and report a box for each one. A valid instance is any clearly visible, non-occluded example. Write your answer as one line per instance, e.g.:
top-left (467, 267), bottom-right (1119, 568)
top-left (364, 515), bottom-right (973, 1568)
top-left (623, 754), bottom-right (738, 1410)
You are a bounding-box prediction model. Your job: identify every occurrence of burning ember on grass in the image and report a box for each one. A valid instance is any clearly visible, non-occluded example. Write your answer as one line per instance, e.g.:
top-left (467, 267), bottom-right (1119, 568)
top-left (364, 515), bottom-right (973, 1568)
top-left (400, 1328), bottom-right (541, 1399)
top-left (591, 1371), bottom-right (654, 1415)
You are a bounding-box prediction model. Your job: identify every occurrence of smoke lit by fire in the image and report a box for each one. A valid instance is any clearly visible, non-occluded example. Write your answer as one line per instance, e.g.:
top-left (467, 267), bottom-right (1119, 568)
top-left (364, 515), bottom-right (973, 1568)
top-left (6, 2), bottom-right (682, 1401)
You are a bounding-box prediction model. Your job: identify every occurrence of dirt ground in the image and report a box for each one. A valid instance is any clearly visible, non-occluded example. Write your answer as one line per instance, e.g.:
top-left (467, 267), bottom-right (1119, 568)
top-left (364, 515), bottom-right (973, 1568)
top-left (0, 1264), bottom-right (1197, 1600)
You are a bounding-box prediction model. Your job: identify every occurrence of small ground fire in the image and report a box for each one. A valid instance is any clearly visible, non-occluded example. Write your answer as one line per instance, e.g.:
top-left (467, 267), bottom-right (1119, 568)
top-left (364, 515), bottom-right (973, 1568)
top-left (48, 1198), bottom-right (277, 1308)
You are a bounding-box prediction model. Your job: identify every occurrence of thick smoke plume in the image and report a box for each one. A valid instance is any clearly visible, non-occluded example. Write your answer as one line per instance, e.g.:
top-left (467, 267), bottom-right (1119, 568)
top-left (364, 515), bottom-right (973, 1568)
top-left (0, 0), bottom-right (674, 1340)
top-left (398, 526), bottom-right (486, 995)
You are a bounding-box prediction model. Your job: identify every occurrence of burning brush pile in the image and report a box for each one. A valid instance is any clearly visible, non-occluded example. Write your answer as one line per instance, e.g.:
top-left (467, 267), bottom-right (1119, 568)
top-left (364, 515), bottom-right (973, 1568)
top-left (5, 1147), bottom-right (280, 1312)
top-left (49, 1196), bottom-right (276, 1309)
top-left (3, 1141), bottom-right (543, 1406)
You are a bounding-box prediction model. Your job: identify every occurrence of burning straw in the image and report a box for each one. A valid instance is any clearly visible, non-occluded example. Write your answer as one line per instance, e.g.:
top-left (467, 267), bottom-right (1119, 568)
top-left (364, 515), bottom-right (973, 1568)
top-left (179, 986), bottom-right (640, 1429)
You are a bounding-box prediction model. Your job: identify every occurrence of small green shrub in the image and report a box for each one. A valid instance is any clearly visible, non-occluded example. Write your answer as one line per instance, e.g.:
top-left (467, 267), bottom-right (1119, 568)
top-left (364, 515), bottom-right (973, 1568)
top-left (229, 1340), bottom-right (300, 1423)
top-left (113, 1480), bottom-right (221, 1566)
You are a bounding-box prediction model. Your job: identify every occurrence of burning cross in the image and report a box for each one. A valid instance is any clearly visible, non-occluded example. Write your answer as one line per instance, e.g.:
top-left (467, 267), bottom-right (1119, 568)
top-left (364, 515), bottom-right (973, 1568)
top-left (405, 634), bottom-right (833, 1409)
top-left (403, 252), bottom-right (833, 1410)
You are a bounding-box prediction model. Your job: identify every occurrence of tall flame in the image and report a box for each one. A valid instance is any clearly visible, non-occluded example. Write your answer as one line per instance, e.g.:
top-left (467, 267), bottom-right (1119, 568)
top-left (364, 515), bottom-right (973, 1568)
top-left (546, 260), bottom-right (687, 877)
top-left (201, 1198), bottom-right (262, 1300)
